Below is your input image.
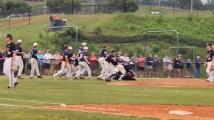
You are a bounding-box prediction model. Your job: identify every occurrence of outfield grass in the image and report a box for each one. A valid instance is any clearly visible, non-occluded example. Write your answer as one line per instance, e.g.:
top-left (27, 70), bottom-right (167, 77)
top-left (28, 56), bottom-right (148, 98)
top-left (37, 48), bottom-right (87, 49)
top-left (0, 77), bottom-right (214, 119)
top-left (0, 106), bottom-right (159, 120)
top-left (1, 77), bottom-right (214, 106)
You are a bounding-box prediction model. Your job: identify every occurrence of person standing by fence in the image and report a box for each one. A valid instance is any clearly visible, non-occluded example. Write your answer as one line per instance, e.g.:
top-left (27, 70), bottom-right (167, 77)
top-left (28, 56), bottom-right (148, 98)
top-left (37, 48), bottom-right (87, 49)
top-left (153, 54), bottom-right (160, 78)
top-left (195, 56), bottom-right (202, 78)
top-left (146, 54), bottom-right (153, 78)
top-left (43, 50), bottom-right (53, 75)
top-left (53, 51), bottom-right (63, 74)
top-left (137, 55), bottom-right (144, 78)
top-left (89, 52), bottom-right (97, 76)
top-left (37, 50), bottom-right (44, 75)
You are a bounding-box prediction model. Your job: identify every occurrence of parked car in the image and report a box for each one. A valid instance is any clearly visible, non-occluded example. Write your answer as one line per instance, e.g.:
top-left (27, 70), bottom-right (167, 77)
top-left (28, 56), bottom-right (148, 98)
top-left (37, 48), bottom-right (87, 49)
top-left (7, 14), bottom-right (23, 19)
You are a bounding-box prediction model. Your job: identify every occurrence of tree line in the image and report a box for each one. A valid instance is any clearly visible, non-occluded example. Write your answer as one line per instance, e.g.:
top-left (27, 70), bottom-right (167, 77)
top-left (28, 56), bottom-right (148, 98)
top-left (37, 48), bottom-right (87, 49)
top-left (0, 1), bottom-right (31, 16)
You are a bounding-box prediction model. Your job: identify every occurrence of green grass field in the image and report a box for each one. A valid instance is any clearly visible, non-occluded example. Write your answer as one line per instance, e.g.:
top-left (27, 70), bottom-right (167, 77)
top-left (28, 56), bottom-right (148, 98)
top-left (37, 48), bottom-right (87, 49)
top-left (0, 77), bottom-right (214, 120)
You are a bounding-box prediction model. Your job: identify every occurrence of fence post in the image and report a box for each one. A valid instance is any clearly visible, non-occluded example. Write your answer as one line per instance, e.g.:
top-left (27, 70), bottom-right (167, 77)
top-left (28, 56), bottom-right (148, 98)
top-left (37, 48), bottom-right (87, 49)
top-left (8, 16), bottom-right (11, 29)
top-left (123, 0), bottom-right (127, 12)
top-left (173, 3), bottom-right (175, 16)
top-left (72, 0), bottom-right (74, 15)
top-left (29, 15), bottom-right (31, 25)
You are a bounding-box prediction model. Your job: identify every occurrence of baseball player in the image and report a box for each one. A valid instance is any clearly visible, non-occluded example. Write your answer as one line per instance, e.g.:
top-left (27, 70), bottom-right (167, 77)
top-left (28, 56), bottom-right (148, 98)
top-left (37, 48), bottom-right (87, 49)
top-left (3, 34), bottom-right (19, 89)
top-left (16, 39), bottom-right (24, 79)
top-left (104, 50), bottom-right (118, 80)
top-left (79, 42), bottom-right (87, 53)
top-left (206, 44), bottom-right (214, 82)
top-left (30, 42), bottom-right (43, 79)
top-left (53, 45), bottom-right (73, 79)
top-left (75, 46), bottom-right (91, 79)
top-left (97, 46), bottom-right (108, 80)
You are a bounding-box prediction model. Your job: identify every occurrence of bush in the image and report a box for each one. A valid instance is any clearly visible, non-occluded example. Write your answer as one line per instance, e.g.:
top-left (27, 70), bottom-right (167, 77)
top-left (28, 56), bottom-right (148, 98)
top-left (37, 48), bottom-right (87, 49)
top-left (47, 0), bottom-right (81, 14)
top-left (108, 0), bottom-right (138, 12)
top-left (0, 1), bottom-right (31, 16)
top-left (94, 26), bottom-right (102, 35)
top-left (125, 0), bottom-right (139, 12)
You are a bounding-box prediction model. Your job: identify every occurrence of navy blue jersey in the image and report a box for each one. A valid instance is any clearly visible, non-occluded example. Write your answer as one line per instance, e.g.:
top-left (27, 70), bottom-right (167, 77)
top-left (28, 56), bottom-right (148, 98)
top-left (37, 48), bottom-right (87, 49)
top-left (195, 59), bottom-right (201, 68)
top-left (79, 51), bottom-right (87, 62)
top-left (99, 48), bottom-right (107, 58)
top-left (174, 60), bottom-right (182, 69)
top-left (79, 47), bottom-right (84, 53)
top-left (106, 55), bottom-right (118, 66)
top-left (146, 57), bottom-right (153, 66)
top-left (6, 42), bottom-right (16, 58)
top-left (16, 44), bottom-right (23, 56)
top-left (63, 50), bottom-right (73, 62)
top-left (186, 62), bottom-right (192, 68)
top-left (31, 48), bottom-right (38, 59)
top-left (207, 50), bottom-right (214, 62)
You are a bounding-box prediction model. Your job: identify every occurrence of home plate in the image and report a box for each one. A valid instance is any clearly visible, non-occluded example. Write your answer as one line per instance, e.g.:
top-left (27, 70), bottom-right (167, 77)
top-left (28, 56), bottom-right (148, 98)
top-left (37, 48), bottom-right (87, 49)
top-left (169, 110), bottom-right (193, 116)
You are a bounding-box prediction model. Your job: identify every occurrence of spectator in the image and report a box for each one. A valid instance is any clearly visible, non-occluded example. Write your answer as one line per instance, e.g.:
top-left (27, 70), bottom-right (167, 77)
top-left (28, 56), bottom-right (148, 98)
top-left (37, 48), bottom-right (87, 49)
top-left (89, 52), bottom-right (97, 76)
top-left (43, 50), bottom-right (53, 75)
top-left (131, 53), bottom-right (138, 63)
top-left (178, 54), bottom-right (184, 77)
top-left (131, 53), bottom-right (138, 70)
top-left (53, 51), bottom-right (63, 74)
top-left (153, 54), bottom-right (160, 77)
top-left (137, 55), bottom-right (145, 77)
top-left (195, 56), bottom-right (202, 78)
top-left (186, 59), bottom-right (192, 77)
top-left (120, 53), bottom-right (130, 62)
top-left (49, 13), bottom-right (55, 27)
top-left (37, 50), bottom-right (44, 75)
top-left (24, 51), bottom-right (31, 75)
top-left (167, 57), bottom-right (173, 78)
top-left (163, 55), bottom-right (170, 77)
top-left (173, 57), bottom-right (182, 78)
top-left (146, 54), bottom-right (153, 77)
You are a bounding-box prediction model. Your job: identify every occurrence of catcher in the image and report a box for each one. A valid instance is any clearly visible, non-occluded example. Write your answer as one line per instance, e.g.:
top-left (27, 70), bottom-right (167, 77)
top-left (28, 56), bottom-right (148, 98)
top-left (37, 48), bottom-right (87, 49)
top-left (3, 34), bottom-right (19, 89)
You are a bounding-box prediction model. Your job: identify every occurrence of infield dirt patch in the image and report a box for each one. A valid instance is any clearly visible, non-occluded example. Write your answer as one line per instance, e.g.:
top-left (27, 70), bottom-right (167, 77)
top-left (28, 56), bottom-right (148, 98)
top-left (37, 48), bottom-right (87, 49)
top-left (109, 79), bottom-right (214, 88)
top-left (43, 104), bottom-right (214, 120)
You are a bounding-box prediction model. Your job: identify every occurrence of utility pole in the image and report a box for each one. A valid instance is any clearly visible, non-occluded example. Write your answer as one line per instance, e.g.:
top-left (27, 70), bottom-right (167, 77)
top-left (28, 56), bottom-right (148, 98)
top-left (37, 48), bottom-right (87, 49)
top-left (72, 0), bottom-right (74, 14)
top-left (44, 0), bottom-right (47, 15)
top-left (191, 0), bottom-right (193, 13)
top-left (158, 0), bottom-right (161, 11)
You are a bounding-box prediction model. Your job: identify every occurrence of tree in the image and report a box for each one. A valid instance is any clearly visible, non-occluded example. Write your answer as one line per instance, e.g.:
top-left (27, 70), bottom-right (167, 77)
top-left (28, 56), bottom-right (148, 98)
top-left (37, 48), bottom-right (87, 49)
top-left (47, 0), bottom-right (81, 14)
top-left (179, 0), bottom-right (202, 9)
top-left (0, 1), bottom-right (31, 16)
top-left (108, 0), bottom-right (138, 12)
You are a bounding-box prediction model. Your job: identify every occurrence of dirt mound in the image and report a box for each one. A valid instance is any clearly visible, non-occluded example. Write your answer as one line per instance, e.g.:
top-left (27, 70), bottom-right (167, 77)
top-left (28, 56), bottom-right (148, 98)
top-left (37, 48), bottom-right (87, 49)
top-left (109, 79), bottom-right (214, 88)
top-left (43, 104), bottom-right (214, 120)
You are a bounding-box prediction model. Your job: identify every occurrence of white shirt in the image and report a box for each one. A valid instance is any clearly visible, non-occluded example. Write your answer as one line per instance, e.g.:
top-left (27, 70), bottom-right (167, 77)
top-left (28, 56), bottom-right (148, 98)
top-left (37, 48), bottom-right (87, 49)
top-left (43, 53), bottom-right (53, 64)
top-left (120, 56), bottom-right (130, 62)
top-left (163, 57), bottom-right (170, 66)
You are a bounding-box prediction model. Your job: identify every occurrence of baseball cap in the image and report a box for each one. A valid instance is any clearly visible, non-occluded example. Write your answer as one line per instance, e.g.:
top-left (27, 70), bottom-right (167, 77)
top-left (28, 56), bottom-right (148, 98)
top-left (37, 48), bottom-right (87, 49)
top-left (17, 39), bottom-right (22, 43)
top-left (33, 42), bottom-right (38, 47)
top-left (68, 46), bottom-right (73, 50)
top-left (81, 42), bottom-right (87, 46)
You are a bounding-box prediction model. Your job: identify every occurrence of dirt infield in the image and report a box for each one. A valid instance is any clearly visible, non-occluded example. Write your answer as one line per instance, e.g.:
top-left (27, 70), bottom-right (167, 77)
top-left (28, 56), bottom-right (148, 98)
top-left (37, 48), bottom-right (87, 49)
top-left (108, 79), bottom-right (214, 88)
top-left (43, 104), bottom-right (214, 120)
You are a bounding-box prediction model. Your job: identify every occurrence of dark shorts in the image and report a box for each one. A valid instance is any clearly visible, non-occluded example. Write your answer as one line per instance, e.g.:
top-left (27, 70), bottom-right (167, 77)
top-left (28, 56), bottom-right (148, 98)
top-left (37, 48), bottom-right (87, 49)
top-left (54, 64), bottom-right (61, 70)
top-left (44, 63), bottom-right (51, 69)
top-left (137, 66), bottom-right (144, 71)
